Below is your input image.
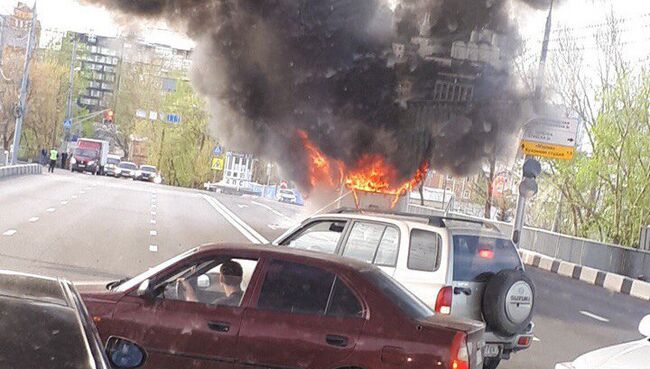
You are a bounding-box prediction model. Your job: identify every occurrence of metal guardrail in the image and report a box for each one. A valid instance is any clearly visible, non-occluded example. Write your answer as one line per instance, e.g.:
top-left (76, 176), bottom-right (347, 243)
top-left (408, 203), bottom-right (650, 280)
top-left (0, 163), bottom-right (42, 178)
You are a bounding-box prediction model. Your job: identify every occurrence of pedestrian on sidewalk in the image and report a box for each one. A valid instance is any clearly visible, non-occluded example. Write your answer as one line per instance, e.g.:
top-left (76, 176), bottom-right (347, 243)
top-left (48, 147), bottom-right (58, 173)
top-left (40, 148), bottom-right (47, 165)
top-left (61, 151), bottom-right (68, 169)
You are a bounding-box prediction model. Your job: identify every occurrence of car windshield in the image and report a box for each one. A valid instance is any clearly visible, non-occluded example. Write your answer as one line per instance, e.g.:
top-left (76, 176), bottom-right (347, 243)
top-left (452, 235), bottom-right (522, 282)
top-left (361, 269), bottom-right (433, 320)
top-left (74, 149), bottom-right (97, 159)
top-left (114, 248), bottom-right (197, 292)
top-left (4, 2), bottom-right (648, 369)
top-left (119, 163), bottom-right (137, 169)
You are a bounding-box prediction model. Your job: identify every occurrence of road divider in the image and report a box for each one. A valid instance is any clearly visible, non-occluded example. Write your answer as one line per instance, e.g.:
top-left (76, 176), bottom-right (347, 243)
top-left (201, 194), bottom-right (268, 244)
top-left (0, 163), bottom-right (42, 179)
top-left (520, 249), bottom-right (650, 301)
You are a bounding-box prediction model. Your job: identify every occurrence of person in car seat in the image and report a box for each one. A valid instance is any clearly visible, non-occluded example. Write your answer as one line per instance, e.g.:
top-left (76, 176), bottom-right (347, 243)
top-left (181, 260), bottom-right (244, 306)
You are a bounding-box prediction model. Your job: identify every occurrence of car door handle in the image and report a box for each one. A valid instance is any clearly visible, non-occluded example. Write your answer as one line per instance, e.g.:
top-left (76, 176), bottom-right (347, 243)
top-left (207, 321), bottom-right (230, 333)
top-left (454, 287), bottom-right (472, 296)
top-left (326, 335), bottom-right (348, 347)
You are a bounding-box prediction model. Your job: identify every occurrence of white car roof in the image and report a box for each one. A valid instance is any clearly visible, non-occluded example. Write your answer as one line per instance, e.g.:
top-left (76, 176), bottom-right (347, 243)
top-left (307, 211), bottom-right (507, 237)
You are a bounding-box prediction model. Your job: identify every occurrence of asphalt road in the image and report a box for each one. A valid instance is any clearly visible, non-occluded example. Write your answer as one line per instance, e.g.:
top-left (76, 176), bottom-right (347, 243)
top-left (0, 170), bottom-right (647, 369)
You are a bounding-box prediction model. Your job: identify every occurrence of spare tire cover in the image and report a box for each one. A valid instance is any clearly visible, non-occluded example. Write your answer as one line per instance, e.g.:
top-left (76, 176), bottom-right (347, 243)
top-left (482, 269), bottom-right (535, 336)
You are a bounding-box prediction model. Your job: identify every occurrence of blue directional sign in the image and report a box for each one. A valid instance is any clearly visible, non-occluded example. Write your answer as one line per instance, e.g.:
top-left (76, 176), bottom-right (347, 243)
top-left (63, 119), bottom-right (72, 128)
top-left (166, 114), bottom-right (181, 124)
top-left (213, 145), bottom-right (223, 156)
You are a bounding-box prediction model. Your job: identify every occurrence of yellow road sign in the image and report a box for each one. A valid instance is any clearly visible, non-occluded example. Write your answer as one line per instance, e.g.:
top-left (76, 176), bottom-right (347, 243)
top-left (211, 157), bottom-right (225, 171)
top-left (521, 140), bottom-right (575, 160)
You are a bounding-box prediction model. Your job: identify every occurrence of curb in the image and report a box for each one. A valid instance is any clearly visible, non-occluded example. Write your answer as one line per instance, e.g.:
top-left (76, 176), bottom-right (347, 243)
top-left (519, 249), bottom-right (650, 301)
top-left (0, 163), bottom-right (42, 178)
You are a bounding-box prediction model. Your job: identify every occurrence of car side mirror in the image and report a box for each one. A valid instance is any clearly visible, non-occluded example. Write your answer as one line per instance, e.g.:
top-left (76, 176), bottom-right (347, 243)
top-left (639, 314), bottom-right (650, 337)
top-left (106, 337), bottom-right (146, 368)
top-left (197, 274), bottom-right (211, 289)
top-left (135, 279), bottom-right (155, 300)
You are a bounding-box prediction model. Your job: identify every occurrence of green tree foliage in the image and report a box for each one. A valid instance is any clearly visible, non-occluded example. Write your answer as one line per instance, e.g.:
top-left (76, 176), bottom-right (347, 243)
top-left (543, 18), bottom-right (650, 246)
top-left (135, 79), bottom-right (215, 188)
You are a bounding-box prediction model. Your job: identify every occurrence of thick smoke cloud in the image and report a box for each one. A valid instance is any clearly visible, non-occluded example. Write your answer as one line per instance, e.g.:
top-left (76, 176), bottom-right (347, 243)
top-left (84, 0), bottom-right (544, 190)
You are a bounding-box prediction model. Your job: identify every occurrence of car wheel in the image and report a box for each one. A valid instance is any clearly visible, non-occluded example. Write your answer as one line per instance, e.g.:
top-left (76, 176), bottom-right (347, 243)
top-left (482, 269), bottom-right (535, 336)
top-left (483, 357), bottom-right (500, 369)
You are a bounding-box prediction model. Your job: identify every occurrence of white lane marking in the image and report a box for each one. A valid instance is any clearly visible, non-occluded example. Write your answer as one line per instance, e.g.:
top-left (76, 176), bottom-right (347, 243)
top-left (2, 230), bottom-right (17, 236)
top-left (149, 245), bottom-right (158, 252)
top-left (579, 310), bottom-right (610, 322)
top-left (46, 208), bottom-right (56, 213)
top-left (252, 200), bottom-right (291, 220)
top-left (85, 187), bottom-right (91, 190)
top-left (150, 219), bottom-right (156, 224)
top-left (533, 336), bottom-right (541, 342)
top-left (151, 204), bottom-right (157, 209)
top-left (150, 230), bottom-right (157, 236)
top-left (28, 217), bottom-right (39, 223)
top-left (72, 195), bottom-right (78, 199)
top-left (80, 191), bottom-right (86, 194)
top-left (201, 195), bottom-right (268, 244)
top-left (237, 204), bottom-right (248, 209)
top-left (61, 200), bottom-right (69, 205)
top-left (151, 211), bottom-right (157, 216)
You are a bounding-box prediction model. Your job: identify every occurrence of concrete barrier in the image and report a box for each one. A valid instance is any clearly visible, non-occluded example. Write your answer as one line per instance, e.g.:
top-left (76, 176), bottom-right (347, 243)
top-left (407, 203), bottom-right (650, 280)
top-left (0, 163), bottom-right (42, 179)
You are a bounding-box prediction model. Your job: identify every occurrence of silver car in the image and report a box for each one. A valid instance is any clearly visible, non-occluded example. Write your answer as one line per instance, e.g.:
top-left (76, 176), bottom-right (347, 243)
top-left (274, 209), bottom-right (535, 369)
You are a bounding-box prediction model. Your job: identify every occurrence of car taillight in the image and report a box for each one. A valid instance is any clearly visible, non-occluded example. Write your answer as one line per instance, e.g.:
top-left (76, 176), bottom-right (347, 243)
top-left (517, 336), bottom-right (531, 346)
top-left (478, 249), bottom-right (494, 259)
top-left (450, 332), bottom-right (469, 369)
top-left (435, 286), bottom-right (452, 314)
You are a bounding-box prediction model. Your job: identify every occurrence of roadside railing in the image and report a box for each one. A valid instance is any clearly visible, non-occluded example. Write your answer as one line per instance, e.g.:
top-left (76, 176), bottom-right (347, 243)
top-left (0, 163), bottom-right (42, 178)
top-left (407, 203), bottom-right (650, 280)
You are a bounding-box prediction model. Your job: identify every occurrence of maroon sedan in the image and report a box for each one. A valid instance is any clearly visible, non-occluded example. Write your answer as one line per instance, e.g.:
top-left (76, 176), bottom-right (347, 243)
top-left (81, 244), bottom-right (485, 369)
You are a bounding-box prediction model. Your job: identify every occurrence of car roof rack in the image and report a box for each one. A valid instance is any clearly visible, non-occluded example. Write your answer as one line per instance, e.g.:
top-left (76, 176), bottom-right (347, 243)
top-left (331, 207), bottom-right (500, 230)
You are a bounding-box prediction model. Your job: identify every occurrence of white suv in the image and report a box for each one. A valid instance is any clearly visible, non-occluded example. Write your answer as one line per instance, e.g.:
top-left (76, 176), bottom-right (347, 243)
top-left (274, 208), bottom-right (535, 369)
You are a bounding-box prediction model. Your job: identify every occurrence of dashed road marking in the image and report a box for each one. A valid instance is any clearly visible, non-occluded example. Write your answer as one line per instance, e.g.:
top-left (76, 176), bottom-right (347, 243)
top-left (61, 200), bottom-right (68, 205)
top-left (80, 191), bottom-right (86, 194)
top-left (46, 208), bottom-right (56, 213)
top-left (72, 195), bottom-right (78, 199)
top-left (150, 219), bottom-right (156, 224)
top-left (149, 245), bottom-right (158, 252)
top-left (579, 310), bottom-right (610, 322)
top-left (151, 211), bottom-right (157, 216)
top-left (2, 230), bottom-right (17, 236)
top-left (237, 204), bottom-right (249, 209)
top-left (28, 217), bottom-right (39, 223)
top-left (150, 230), bottom-right (157, 236)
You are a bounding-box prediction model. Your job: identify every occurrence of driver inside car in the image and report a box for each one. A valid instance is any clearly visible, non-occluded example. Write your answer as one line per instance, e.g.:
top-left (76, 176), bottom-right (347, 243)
top-left (180, 260), bottom-right (244, 306)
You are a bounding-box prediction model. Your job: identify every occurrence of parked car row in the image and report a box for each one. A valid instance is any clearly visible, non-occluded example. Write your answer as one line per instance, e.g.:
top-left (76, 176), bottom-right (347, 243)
top-left (78, 153), bottom-right (162, 183)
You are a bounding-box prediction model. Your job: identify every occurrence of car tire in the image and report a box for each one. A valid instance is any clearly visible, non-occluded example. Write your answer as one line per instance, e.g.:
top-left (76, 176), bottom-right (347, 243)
top-left (483, 357), bottom-right (500, 369)
top-left (482, 269), bottom-right (535, 336)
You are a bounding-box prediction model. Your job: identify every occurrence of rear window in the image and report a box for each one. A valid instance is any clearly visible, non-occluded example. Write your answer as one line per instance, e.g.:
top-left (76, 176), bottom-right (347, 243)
top-left (452, 235), bottom-right (522, 282)
top-left (119, 162), bottom-right (137, 169)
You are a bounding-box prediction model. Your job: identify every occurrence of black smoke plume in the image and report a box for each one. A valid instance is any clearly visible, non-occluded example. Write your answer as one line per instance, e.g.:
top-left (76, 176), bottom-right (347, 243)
top-left (84, 0), bottom-right (546, 190)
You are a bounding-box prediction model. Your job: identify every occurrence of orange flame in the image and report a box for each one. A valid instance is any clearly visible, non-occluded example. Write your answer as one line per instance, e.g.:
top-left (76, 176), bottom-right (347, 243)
top-left (299, 131), bottom-right (429, 208)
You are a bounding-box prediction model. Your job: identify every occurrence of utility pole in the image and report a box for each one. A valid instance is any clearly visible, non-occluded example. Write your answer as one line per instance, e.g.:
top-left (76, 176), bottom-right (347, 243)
top-left (512, 0), bottom-right (553, 245)
top-left (10, 3), bottom-right (37, 165)
top-left (61, 36), bottom-right (78, 147)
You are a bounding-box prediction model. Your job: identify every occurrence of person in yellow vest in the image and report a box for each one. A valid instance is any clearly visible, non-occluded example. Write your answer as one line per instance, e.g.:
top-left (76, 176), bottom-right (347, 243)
top-left (48, 147), bottom-right (58, 173)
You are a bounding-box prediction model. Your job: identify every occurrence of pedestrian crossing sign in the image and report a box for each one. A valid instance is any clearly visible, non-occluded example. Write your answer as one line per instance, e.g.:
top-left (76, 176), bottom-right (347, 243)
top-left (211, 157), bottom-right (225, 171)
